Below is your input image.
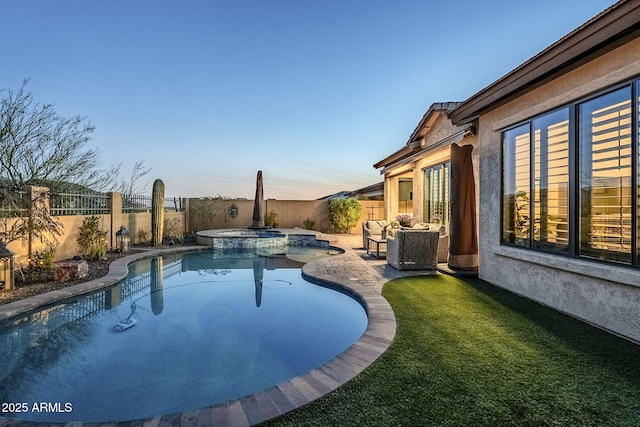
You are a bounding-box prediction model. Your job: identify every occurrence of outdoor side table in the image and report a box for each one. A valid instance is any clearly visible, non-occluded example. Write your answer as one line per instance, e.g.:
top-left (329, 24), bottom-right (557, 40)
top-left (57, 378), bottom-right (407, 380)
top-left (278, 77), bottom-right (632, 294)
top-left (367, 236), bottom-right (387, 259)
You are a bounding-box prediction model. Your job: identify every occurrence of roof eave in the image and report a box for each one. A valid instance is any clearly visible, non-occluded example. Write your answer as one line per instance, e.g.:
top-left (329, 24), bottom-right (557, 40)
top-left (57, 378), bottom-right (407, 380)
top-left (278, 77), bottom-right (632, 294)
top-left (373, 145), bottom-right (416, 169)
top-left (450, 0), bottom-right (640, 125)
top-left (374, 102), bottom-right (462, 170)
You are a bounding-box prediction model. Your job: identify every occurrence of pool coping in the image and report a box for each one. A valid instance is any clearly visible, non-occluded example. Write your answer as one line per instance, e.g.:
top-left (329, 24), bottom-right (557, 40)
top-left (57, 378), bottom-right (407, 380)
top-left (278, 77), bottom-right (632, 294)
top-left (0, 242), bottom-right (396, 427)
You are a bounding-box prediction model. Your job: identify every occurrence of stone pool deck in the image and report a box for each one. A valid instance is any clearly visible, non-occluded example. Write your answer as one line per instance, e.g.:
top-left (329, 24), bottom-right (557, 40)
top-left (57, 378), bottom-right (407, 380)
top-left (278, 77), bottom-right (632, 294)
top-left (0, 233), bottom-right (441, 427)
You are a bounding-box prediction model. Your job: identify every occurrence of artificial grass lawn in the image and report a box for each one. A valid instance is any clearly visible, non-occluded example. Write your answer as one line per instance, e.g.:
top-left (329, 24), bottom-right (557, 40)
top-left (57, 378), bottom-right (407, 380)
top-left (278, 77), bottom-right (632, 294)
top-left (262, 275), bottom-right (640, 426)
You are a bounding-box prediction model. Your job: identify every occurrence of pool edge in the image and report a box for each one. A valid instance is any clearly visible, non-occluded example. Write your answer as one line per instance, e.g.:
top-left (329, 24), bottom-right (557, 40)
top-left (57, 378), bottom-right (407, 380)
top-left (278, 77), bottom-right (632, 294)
top-left (0, 243), bottom-right (397, 427)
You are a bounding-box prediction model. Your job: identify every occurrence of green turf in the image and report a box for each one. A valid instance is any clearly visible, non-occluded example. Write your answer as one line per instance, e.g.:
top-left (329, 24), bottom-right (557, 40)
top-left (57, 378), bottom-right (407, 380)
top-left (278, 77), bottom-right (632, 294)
top-left (261, 275), bottom-right (640, 426)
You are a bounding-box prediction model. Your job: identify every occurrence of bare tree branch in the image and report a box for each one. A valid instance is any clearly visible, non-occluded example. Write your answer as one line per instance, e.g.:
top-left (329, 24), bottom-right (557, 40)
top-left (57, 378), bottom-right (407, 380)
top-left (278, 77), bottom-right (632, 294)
top-left (0, 79), bottom-right (104, 189)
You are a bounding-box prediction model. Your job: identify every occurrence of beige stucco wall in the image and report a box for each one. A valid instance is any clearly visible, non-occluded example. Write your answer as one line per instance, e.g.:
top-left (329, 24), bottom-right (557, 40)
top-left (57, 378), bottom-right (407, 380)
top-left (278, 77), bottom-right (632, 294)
top-left (477, 36), bottom-right (640, 343)
top-left (3, 210), bottom-right (187, 264)
top-left (188, 198), bottom-right (383, 236)
top-left (382, 113), bottom-right (479, 225)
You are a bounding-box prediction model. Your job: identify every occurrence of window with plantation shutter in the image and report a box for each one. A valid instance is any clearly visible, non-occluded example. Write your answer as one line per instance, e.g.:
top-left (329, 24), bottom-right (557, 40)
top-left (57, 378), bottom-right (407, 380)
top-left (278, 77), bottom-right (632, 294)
top-left (501, 80), bottom-right (640, 268)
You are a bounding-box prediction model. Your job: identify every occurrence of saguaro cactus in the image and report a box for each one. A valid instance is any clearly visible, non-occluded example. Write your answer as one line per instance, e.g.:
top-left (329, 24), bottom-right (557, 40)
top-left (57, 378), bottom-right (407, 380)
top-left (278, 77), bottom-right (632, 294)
top-left (151, 179), bottom-right (165, 247)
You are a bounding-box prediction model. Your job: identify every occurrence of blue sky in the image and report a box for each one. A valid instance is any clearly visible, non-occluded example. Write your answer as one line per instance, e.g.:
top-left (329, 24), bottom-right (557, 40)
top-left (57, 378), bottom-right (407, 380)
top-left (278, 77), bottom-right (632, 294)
top-left (0, 0), bottom-right (615, 199)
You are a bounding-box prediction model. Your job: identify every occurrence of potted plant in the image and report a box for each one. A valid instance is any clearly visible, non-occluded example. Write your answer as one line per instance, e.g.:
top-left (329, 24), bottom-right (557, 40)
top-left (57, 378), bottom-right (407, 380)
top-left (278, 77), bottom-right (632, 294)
top-left (396, 214), bottom-right (413, 228)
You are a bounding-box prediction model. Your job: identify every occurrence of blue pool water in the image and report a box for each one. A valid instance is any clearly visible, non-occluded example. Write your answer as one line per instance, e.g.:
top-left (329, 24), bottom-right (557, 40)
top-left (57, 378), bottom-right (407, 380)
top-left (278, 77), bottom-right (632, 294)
top-left (0, 247), bottom-right (367, 423)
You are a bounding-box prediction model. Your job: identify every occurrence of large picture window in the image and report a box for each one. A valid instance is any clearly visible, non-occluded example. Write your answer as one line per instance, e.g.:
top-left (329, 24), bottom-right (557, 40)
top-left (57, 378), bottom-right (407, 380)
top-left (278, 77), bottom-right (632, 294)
top-left (579, 88), bottom-right (632, 262)
top-left (424, 163), bottom-right (450, 224)
top-left (502, 82), bottom-right (638, 267)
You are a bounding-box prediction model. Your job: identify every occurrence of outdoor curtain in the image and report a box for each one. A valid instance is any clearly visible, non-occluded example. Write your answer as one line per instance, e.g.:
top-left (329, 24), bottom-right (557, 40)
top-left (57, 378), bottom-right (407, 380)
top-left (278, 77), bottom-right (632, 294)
top-left (449, 143), bottom-right (478, 270)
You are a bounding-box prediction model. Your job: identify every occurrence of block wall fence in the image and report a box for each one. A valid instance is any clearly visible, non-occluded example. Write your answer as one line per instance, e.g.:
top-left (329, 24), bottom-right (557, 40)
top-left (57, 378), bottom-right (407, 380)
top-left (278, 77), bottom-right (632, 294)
top-left (1, 189), bottom-right (383, 263)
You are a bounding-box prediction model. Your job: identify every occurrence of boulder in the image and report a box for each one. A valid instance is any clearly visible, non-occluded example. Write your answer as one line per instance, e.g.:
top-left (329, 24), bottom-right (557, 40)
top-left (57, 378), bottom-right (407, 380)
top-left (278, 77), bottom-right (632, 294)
top-left (54, 259), bottom-right (89, 282)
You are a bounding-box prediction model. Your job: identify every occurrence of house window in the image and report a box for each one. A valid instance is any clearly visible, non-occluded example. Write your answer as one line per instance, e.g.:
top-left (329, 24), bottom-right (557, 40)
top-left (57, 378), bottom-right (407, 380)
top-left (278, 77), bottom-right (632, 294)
top-left (533, 108), bottom-right (570, 252)
top-left (424, 163), bottom-right (450, 224)
top-left (579, 87), bottom-right (632, 263)
top-left (501, 81), bottom-right (639, 266)
top-left (503, 124), bottom-right (531, 246)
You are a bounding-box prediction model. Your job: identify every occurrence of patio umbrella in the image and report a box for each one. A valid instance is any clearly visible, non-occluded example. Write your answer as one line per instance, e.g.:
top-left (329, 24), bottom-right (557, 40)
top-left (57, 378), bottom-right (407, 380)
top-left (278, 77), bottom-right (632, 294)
top-left (251, 170), bottom-right (265, 228)
top-left (253, 257), bottom-right (265, 307)
top-left (449, 143), bottom-right (478, 270)
top-left (150, 256), bottom-right (164, 315)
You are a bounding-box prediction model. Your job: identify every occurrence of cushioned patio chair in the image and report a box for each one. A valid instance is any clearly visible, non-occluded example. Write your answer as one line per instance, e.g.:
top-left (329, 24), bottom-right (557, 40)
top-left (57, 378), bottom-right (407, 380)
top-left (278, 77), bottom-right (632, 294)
top-left (409, 223), bottom-right (449, 263)
top-left (362, 220), bottom-right (389, 250)
top-left (386, 229), bottom-right (439, 270)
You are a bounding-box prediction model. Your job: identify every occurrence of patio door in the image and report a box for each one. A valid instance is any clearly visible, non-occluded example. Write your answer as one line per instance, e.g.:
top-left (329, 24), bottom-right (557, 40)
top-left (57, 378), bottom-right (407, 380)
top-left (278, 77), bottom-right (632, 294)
top-left (424, 163), bottom-right (450, 224)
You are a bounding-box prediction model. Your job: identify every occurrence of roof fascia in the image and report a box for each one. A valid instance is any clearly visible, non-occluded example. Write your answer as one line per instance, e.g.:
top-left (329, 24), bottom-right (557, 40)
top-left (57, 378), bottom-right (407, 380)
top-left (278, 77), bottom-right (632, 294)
top-left (373, 102), bottom-right (462, 170)
top-left (450, 0), bottom-right (640, 125)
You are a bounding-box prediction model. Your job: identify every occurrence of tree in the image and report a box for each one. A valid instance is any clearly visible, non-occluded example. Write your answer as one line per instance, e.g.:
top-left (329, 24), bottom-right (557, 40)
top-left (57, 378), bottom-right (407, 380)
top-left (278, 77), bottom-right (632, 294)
top-left (0, 79), bottom-right (106, 261)
top-left (191, 196), bottom-right (230, 230)
top-left (0, 187), bottom-right (63, 267)
top-left (327, 198), bottom-right (362, 234)
top-left (115, 160), bottom-right (152, 195)
top-left (0, 79), bottom-right (110, 189)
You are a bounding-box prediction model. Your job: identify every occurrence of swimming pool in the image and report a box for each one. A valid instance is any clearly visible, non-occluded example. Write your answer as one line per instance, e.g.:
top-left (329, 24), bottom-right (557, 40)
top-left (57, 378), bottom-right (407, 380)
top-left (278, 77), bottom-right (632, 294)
top-left (0, 247), bottom-right (367, 423)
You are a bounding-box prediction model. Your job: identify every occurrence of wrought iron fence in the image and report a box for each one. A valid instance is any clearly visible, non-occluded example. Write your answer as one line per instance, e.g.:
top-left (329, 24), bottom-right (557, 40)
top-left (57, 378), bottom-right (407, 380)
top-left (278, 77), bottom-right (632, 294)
top-left (165, 196), bottom-right (185, 212)
top-left (122, 193), bottom-right (152, 213)
top-left (50, 190), bottom-right (110, 216)
top-left (1, 187), bottom-right (184, 217)
top-left (122, 195), bottom-right (184, 213)
top-left (0, 188), bottom-right (29, 218)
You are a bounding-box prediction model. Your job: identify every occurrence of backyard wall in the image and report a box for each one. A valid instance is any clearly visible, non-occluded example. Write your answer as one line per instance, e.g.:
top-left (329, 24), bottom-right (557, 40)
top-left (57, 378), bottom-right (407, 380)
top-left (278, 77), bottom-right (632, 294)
top-left (188, 198), bottom-right (384, 235)
top-left (2, 194), bottom-right (382, 266)
top-left (1, 190), bottom-right (186, 264)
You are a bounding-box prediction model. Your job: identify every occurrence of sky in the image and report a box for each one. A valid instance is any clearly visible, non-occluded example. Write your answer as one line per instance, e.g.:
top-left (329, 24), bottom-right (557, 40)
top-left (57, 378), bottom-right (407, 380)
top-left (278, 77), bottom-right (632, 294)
top-left (0, 0), bottom-right (617, 200)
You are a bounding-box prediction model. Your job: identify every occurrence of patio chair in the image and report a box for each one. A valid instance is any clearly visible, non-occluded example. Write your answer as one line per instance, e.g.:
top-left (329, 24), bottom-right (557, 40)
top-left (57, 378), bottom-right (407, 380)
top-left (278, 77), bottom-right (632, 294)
top-left (362, 220), bottom-right (389, 250)
top-left (386, 229), bottom-right (439, 270)
top-left (407, 223), bottom-right (449, 263)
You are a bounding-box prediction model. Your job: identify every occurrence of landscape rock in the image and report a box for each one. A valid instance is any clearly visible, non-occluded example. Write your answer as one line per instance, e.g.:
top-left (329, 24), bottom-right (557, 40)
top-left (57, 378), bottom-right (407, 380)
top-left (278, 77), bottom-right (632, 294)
top-left (54, 260), bottom-right (89, 282)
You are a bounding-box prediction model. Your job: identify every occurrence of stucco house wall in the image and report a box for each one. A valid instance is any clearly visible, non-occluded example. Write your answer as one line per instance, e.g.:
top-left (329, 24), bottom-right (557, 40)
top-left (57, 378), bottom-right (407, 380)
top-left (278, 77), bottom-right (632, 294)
top-left (477, 34), bottom-right (640, 342)
top-left (411, 115), bottom-right (459, 223)
top-left (378, 106), bottom-right (477, 224)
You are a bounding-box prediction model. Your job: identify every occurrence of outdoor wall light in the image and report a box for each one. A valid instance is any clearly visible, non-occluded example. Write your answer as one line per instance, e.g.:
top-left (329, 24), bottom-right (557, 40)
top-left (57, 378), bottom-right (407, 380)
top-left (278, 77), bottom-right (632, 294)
top-left (115, 226), bottom-right (131, 253)
top-left (0, 240), bottom-right (15, 292)
top-left (228, 203), bottom-right (239, 218)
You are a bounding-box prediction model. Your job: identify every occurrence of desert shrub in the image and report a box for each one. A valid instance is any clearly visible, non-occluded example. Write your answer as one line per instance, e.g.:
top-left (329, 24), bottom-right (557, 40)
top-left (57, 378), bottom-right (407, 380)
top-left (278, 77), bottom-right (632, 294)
top-left (77, 216), bottom-right (108, 257)
top-left (29, 243), bottom-right (57, 271)
top-left (87, 241), bottom-right (107, 261)
top-left (137, 229), bottom-right (150, 243)
top-left (303, 218), bottom-right (315, 230)
top-left (190, 196), bottom-right (229, 229)
top-left (163, 218), bottom-right (183, 242)
top-left (327, 198), bottom-right (362, 234)
top-left (265, 210), bottom-right (278, 228)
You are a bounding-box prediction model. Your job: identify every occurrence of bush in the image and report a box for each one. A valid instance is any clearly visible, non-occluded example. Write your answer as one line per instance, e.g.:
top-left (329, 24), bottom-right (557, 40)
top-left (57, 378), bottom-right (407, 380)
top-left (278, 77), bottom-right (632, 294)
top-left (303, 218), bottom-right (315, 230)
top-left (163, 218), bottom-right (183, 243)
top-left (265, 210), bottom-right (278, 228)
top-left (327, 199), bottom-right (362, 234)
top-left (77, 216), bottom-right (108, 256)
top-left (137, 229), bottom-right (150, 243)
top-left (29, 243), bottom-right (57, 271)
top-left (87, 241), bottom-right (107, 261)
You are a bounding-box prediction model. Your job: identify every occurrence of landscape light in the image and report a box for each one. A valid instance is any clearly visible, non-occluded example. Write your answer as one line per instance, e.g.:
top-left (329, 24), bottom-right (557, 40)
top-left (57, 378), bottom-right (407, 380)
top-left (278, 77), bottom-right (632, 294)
top-left (115, 226), bottom-right (131, 253)
top-left (0, 240), bottom-right (15, 292)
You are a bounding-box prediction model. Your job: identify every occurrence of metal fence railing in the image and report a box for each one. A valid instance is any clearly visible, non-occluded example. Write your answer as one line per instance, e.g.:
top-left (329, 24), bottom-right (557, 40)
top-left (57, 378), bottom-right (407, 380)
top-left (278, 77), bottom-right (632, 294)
top-left (165, 196), bottom-right (185, 212)
top-left (122, 193), bottom-right (152, 213)
top-left (50, 190), bottom-right (110, 216)
top-left (122, 195), bottom-right (185, 213)
top-left (0, 189), bottom-right (29, 218)
top-left (1, 187), bottom-right (185, 217)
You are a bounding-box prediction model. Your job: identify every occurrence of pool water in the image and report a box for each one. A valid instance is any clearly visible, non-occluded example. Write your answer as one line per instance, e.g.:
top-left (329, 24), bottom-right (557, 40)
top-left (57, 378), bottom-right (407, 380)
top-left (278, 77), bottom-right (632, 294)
top-left (0, 248), bottom-right (367, 423)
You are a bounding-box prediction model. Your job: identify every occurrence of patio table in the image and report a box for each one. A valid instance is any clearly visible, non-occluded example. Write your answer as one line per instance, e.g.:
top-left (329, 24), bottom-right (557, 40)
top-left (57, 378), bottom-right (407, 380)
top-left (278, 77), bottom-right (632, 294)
top-left (367, 236), bottom-right (387, 259)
